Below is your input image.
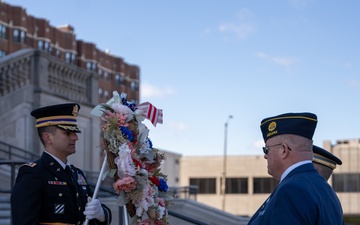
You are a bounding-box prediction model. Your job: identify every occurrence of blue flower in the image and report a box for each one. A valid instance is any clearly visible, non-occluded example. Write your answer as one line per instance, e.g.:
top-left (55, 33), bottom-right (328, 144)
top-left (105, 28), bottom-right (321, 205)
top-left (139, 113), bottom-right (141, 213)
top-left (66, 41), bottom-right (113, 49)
top-left (159, 178), bottom-right (168, 192)
top-left (146, 138), bottom-right (153, 149)
top-left (120, 126), bottom-right (134, 141)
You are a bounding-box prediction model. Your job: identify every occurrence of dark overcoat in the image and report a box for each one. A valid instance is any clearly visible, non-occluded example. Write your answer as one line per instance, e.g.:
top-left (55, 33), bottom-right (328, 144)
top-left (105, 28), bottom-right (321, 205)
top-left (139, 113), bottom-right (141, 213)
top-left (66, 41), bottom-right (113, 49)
top-left (11, 152), bottom-right (111, 225)
top-left (247, 163), bottom-right (343, 225)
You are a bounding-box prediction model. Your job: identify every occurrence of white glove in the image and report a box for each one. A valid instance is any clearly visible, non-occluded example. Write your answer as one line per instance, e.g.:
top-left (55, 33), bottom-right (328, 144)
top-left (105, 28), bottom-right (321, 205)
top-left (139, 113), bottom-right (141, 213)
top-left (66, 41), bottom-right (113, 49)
top-left (83, 197), bottom-right (105, 222)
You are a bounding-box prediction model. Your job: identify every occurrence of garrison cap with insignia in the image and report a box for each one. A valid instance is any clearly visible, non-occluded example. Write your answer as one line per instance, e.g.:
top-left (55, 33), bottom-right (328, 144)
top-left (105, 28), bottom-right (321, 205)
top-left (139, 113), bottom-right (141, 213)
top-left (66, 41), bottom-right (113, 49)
top-left (313, 145), bottom-right (342, 170)
top-left (260, 112), bottom-right (317, 142)
top-left (31, 103), bottom-right (81, 133)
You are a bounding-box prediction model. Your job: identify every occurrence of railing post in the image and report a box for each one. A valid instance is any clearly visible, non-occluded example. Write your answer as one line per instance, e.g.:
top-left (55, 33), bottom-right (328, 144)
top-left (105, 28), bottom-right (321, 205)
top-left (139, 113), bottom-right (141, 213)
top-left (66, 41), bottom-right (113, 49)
top-left (9, 145), bottom-right (12, 160)
top-left (10, 163), bottom-right (16, 189)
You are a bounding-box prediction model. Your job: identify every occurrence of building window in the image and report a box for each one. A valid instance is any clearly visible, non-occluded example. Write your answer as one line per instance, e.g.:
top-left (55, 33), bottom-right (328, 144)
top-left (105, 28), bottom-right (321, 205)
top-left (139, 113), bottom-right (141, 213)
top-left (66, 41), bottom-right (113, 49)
top-left (37, 40), bottom-right (43, 49)
top-left (104, 90), bottom-right (109, 99)
top-left (71, 53), bottom-right (76, 64)
top-left (0, 24), bottom-right (6, 39)
top-left (98, 69), bottom-right (103, 77)
top-left (44, 42), bottom-right (49, 51)
top-left (130, 99), bottom-right (138, 105)
top-left (333, 173), bottom-right (360, 192)
top-left (65, 52), bottom-right (71, 63)
top-left (225, 178), bottom-right (248, 194)
top-left (13, 29), bottom-right (20, 42)
top-left (115, 74), bottom-right (124, 85)
top-left (0, 50), bottom-right (6, 58)
top-left (189, 178), bottom-right (216, 194)
top-left (86, 62), bottom-right (92, 71)
top-left (86, 62), bottom-right (96, 71)
top-left (98, 88), bottom-right (103, 97)
top-left (253, 177), bottom-right (278, 194)
top-left (20, 30), bottom-right (25, 43)
top-left (131, 81), bottom-right (138, 91)
top-left (56, 50), bottom-right (61, 58)
top-left (14, 29), bottom-right (26, 43)
top-left (104, 71), bottom-right (109, 80)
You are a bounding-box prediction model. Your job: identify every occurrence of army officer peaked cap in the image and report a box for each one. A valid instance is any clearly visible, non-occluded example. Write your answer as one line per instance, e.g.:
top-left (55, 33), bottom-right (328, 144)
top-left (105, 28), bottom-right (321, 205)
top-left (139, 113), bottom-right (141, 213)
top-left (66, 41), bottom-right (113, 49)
top-left (313, 145), bottom-right (342, 170)
top-left (31, 103), bottom-right (81, 133)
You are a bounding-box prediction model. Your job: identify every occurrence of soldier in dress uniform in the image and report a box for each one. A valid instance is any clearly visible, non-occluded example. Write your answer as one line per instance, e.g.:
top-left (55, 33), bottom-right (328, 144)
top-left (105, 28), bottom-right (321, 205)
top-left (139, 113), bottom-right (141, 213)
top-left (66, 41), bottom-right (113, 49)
top-left (11, 103), bottom-right (112, 225)
top-left (312, 145), bottom-right (342, 181)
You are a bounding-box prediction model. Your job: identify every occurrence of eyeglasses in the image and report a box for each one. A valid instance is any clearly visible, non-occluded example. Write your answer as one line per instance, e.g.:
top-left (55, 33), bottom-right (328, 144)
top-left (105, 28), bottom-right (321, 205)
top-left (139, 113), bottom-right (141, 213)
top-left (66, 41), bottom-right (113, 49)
top-left (262, 143), bottom-right (292, 154)
top-left (262, 143), bottom-right (282, 154)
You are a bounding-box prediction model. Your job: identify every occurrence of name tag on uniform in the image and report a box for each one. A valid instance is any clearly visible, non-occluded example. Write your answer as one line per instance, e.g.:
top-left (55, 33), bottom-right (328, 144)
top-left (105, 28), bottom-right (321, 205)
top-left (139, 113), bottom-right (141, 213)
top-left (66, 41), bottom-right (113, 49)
top-left (48, 181), bottom-right (67, 185)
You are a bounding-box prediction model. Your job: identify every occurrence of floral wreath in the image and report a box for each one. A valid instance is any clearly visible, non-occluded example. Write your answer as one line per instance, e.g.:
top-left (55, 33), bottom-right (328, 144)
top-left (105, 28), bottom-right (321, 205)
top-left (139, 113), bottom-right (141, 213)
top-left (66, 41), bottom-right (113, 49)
top-left (91, 91), bottom-right (172, 225)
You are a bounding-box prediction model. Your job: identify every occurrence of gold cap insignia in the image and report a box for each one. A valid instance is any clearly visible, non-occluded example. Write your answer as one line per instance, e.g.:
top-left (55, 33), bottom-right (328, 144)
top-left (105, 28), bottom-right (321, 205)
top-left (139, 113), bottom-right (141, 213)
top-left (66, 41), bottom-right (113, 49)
top-left (72, 105), bottom-right (79, 117)
top-left (268, 121), bottom-right (276, 132)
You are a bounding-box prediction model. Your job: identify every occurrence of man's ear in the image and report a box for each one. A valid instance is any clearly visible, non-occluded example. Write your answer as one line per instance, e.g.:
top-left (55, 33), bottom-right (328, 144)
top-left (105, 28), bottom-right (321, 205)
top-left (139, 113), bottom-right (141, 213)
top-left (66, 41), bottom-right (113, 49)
top-left (281, 143), bottom-right (290, 158)
top-left (42, 132), bottom-right (53, 145)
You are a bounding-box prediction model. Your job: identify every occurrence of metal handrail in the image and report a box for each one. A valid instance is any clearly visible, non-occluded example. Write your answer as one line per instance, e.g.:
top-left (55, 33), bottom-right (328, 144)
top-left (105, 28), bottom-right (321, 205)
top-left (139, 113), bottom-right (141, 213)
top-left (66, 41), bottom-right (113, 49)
top-left (0, 141), bottom-right (39, 161)
top-left (0, 160), bottom-right (25, 193)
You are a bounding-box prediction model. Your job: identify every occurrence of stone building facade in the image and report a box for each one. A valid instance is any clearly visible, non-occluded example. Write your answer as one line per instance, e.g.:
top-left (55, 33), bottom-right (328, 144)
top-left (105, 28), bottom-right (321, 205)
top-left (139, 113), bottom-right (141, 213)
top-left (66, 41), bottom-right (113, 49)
top-left (0, 1), bottom-right (140, 171)
top-left (0, 1), bottom-right (140, 105)
top-left (0, 48), bottom-right (102, 170)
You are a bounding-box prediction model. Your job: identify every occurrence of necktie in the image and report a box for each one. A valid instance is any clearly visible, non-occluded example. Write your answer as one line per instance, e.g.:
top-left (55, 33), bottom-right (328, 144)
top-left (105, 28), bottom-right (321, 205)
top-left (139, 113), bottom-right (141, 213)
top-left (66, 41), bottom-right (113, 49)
top-left (65, 165), bottom-right (83, 220)
top-left (65, 165), bottom-right (75, 184)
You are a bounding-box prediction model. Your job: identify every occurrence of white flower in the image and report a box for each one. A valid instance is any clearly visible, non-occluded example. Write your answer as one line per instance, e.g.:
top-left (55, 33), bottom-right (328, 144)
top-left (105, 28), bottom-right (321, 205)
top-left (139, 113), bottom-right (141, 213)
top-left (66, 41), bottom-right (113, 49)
top-left (157, 205), bottom-right (165, 218)
top-left (137, 122), bottom-right (149, 144)
top-left (135, 198), bottom-right (148, 217)
top-left (115, 143), bottom-right (136, 178)
top-left (112, 103), bottom-right (134, 122)
top-left (138, 140), bottom-right (154, 162)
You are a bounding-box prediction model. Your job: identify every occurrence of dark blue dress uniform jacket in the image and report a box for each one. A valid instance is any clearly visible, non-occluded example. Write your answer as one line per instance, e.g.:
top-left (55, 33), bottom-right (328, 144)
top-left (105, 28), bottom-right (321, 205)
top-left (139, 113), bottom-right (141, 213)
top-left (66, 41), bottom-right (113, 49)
top-left (11, 153), bottom-right (111, 225)
top-left (247, 163), bottom-right (343, 225)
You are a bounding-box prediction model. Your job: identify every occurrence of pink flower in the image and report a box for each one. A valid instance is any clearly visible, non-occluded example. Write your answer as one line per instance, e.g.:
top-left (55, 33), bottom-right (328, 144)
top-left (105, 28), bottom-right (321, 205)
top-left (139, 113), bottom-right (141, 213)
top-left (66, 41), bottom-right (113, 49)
top-left (155, 220), bottom-right (165, 225)
top-left (156, 154), bottom-right (163, 164)
top-left (113, 176), bottom-right (137, 194)
top-left (156, 197), bottom-right (165, 207)
top-left (145, 161), bottom-right (160, 174)
top-left (139, 219), bottom-right (151, 225)
top-left (101, 111), bottom-right (115, 121)
top-left (117, 113), bottom-right (128, 126)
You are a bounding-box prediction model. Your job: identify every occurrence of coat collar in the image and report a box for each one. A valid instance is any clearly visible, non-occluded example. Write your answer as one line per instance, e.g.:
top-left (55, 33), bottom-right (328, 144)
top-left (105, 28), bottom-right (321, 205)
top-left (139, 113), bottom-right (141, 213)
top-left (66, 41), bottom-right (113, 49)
top-left (41, 153), bottom-right (74, 185)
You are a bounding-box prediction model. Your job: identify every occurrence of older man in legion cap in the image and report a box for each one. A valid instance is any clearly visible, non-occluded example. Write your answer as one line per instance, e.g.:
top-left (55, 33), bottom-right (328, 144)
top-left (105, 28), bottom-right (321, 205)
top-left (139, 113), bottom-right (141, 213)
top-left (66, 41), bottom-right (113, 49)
top-left (247, 112), bottom-right (344, 225)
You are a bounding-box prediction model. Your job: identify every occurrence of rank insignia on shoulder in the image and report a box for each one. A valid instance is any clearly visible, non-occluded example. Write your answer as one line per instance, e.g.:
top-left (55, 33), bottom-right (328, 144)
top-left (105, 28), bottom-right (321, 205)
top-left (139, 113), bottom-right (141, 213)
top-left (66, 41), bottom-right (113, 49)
top-left (21, 162), bottom-right (37, 168)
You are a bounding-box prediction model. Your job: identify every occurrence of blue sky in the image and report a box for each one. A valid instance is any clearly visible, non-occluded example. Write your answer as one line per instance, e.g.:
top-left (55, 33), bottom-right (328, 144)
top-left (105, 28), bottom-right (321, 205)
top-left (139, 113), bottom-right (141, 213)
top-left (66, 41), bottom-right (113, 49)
top-left (6, 0), bottom-right (360, 156)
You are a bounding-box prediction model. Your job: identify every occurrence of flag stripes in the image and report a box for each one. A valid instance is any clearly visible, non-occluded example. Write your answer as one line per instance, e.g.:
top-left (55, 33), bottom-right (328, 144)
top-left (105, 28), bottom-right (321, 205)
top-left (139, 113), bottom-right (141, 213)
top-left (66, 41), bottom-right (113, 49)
top-left (137, 102), bottom-right (163, 126)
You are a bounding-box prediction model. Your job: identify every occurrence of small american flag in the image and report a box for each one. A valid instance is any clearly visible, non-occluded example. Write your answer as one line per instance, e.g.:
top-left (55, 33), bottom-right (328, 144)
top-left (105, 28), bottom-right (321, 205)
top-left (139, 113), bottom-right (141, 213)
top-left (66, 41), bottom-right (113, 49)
top-left (136, 102), bottom-right (163, 127)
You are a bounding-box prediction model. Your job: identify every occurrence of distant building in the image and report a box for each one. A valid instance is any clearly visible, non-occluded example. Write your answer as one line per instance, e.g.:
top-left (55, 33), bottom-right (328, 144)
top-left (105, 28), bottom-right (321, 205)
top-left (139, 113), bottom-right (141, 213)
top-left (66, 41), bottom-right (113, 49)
top-left (0, 1), bottom-right (140, 104)
top-left (0, 1), bottom-right (140, 171)
top-left (179, 139), bottom-right (360, 223)
top-left (325, 139), bottom-right (360, 222)
top-left (159, 149), bottom-right (182, 187)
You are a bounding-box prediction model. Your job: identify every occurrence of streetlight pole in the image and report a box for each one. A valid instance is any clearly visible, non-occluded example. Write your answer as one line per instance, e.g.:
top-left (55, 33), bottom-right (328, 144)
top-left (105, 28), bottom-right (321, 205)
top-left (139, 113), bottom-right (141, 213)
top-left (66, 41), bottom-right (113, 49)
top-left (222, 115), bottom-right (233, 211)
